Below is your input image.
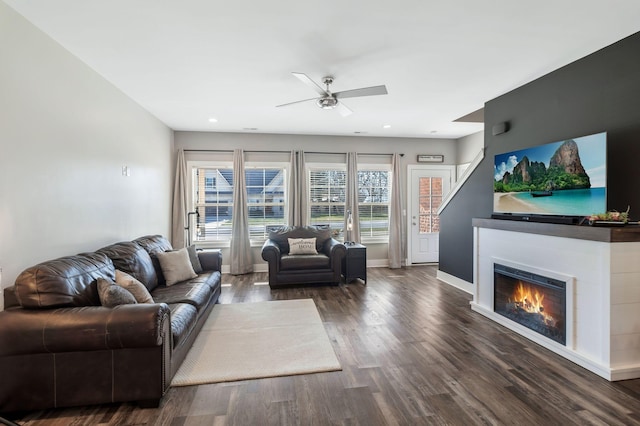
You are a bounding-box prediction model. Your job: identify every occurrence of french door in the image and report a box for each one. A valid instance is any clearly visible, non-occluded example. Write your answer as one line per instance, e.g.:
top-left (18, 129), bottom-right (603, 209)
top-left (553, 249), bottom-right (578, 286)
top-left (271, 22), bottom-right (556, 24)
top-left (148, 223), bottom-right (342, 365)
top-left (407, 166), bottom-right (453, 264)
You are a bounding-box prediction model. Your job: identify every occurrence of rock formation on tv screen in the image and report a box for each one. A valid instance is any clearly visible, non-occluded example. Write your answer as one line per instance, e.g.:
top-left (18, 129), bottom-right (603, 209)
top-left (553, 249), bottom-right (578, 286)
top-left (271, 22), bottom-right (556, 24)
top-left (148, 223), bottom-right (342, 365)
top-left (495, 140), bottom-right (591, 193)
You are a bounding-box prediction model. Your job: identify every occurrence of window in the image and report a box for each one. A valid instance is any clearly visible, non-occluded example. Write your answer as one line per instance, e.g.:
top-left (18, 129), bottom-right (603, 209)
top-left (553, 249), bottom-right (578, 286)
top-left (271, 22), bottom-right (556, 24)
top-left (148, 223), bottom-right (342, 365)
top-left (308, 165), bottom-right (391, 242)
top-left (418, 176), bottom-right (442, 233)
top-left (246, 167), bottom-right (286, 240)
top-left (308, 168), bottom-right (346, 234)
top-left (358, 169), bottom-right (391, 240)
top-left (193, 167), bottom-right (234, 242)
top-left (192, 164), bottom-right (287, 243)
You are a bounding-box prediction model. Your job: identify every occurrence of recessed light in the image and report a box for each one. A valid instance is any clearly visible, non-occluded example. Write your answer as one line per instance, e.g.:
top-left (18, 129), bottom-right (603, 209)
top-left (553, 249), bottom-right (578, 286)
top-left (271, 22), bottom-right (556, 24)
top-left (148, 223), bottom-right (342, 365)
top-left (383, 124), bottom-right (391, 129)
top-left (208, 117), bottom-right (218, 123)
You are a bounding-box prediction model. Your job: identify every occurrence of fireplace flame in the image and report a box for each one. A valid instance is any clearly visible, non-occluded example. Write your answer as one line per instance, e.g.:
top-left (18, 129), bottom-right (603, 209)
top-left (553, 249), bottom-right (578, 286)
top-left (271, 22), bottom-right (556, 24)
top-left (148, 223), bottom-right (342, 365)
top-left (509, 281), bottom-right (556, 327)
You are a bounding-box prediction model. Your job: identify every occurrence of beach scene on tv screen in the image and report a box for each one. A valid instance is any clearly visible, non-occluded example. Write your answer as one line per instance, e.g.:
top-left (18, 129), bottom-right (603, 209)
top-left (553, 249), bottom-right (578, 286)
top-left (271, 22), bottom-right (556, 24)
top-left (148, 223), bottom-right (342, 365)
top-left (493, 132), bottom-right (606, 216)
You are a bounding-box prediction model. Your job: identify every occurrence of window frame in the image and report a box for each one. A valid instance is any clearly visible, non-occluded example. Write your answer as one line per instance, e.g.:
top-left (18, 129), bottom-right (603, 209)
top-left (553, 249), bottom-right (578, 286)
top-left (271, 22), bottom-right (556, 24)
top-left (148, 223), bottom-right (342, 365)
top-left (306, 162), bottom-right (392, 244)
top-left (187, 160), bottom-right (288, 248)
top-left (244, 162), bottom-right (288, 243)
top-left (357, 163), bottom-right (392, 243)
top-left (188, 160), bottom-right (234, 248)
top-left (306, 163), bottom-right (347, 240)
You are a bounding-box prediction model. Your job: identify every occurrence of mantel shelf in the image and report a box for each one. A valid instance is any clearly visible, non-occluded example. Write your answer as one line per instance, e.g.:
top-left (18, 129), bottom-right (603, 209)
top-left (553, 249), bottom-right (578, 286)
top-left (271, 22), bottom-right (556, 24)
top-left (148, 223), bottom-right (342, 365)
top-left (472, 218), bottom-right (640, 243)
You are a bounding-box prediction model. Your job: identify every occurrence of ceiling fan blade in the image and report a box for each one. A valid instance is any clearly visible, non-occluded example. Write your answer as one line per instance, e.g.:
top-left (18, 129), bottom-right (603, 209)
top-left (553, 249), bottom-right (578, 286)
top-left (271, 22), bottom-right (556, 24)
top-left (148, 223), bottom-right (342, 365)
top-left (336, 101), bottom-right (353, 117)
top-left (276, 97), bottom-right (319, 108)
top-left (334, 85), bottom-right (388, 99)
top-left (292, 72), bottom-right (328, 96)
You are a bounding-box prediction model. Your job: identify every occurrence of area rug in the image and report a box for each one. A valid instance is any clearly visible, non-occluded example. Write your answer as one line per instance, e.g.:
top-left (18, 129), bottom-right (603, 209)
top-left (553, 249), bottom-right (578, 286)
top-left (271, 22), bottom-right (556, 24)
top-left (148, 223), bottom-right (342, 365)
top-left (171, 299), bottom-right (341, 386)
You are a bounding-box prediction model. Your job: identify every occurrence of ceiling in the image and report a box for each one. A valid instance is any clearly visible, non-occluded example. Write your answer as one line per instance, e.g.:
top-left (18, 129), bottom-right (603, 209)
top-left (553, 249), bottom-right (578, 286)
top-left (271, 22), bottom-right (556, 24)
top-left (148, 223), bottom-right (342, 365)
top-left (5, 1), bottom-right (640, 139)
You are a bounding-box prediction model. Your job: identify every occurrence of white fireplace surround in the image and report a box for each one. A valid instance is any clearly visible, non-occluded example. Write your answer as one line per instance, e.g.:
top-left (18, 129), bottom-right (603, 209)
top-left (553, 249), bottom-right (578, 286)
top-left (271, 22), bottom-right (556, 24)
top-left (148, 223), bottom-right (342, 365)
top-left (472, 219), bottom-right (640, 381)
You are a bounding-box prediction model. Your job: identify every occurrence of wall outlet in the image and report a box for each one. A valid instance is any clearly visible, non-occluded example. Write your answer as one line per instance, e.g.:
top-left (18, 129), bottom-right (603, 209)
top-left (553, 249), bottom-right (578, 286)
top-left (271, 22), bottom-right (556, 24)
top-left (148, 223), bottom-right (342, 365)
top-left (122, 166), bottom-right (130, 177)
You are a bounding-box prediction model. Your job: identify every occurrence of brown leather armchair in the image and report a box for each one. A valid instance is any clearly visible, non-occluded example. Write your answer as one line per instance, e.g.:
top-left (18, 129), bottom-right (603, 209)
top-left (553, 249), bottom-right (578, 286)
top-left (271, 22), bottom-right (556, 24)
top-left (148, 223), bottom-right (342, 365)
top-left (261, 225), bottom-right (346, 288)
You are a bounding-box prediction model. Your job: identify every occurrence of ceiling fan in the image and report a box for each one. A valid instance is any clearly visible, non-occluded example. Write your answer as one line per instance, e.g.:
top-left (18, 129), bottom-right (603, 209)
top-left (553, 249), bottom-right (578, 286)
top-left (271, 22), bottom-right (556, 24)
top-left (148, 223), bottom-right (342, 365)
top-left (276, 72), bottom-right (388, 117)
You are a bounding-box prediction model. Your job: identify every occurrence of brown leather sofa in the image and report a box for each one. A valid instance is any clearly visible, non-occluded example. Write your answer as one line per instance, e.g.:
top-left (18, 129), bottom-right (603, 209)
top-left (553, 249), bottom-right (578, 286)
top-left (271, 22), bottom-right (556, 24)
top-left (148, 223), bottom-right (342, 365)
top-left (0, 235), bottom-right (221, 414)
top-left (261, 225), bottom-right (346, 288)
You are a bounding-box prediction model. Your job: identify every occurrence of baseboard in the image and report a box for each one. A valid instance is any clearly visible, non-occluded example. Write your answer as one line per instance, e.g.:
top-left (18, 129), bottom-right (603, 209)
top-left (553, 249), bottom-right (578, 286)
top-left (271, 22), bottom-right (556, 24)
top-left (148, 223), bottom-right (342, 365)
top-left (221, 260), bottom-right (388, 274)
top-left (436, 270), bottom-right (473, 294)
top-left (221, 264), bottom-right (267, 274)
top-left (367, 259), bottom-right (388, 268)
top-left (253, 263), bottom-right (268, 273)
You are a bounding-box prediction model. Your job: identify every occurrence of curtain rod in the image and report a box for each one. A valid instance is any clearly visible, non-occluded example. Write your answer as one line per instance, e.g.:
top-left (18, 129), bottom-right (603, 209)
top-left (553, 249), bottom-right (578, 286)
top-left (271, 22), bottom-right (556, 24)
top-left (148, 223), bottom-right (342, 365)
top-left (184, 149), bottom-right (290, 154)
top-left (183, 149), bottom-right (404, 156)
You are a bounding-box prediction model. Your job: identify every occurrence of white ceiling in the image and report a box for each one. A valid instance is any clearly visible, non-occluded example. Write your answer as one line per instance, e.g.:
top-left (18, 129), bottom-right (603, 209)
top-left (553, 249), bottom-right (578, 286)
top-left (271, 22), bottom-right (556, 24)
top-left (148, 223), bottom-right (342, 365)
top-left (5, 1), bottom-right (640, 139)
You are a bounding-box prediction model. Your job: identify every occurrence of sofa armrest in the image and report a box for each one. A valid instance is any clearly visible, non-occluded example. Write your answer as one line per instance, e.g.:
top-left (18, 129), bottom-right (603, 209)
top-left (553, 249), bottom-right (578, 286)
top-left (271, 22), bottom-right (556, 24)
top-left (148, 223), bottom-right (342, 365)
top-left (324, 238), bottom-right (347, 267)
top-left (198, 249), bottom-right (222, 272)
top-left (0, 303), bottom-right (170, 357)
top-left (261, 239), bottom-right (281, 267)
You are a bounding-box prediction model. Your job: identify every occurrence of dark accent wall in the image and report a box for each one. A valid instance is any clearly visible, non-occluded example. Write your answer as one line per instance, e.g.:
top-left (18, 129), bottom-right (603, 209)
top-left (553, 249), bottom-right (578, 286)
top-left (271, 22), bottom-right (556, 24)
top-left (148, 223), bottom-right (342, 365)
top-left (440, 31), bottom-right (640, 283)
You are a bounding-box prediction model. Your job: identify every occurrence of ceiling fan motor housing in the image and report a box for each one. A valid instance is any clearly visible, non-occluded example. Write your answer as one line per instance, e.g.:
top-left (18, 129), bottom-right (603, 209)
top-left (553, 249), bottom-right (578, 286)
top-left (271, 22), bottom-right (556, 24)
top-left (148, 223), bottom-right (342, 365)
top-left (317, 96), bottom-right (338, 109)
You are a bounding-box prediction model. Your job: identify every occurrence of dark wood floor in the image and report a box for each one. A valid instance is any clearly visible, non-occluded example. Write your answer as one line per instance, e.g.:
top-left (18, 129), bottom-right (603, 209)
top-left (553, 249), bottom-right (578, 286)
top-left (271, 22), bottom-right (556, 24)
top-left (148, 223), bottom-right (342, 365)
top-left (9, 265), bottom-right (640, 425)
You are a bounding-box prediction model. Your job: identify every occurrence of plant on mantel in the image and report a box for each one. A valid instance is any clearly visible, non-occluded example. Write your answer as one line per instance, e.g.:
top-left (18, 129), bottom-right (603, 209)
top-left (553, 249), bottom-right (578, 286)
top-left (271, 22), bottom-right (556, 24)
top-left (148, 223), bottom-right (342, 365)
top-left (587, 206), bottom-right (630, 224)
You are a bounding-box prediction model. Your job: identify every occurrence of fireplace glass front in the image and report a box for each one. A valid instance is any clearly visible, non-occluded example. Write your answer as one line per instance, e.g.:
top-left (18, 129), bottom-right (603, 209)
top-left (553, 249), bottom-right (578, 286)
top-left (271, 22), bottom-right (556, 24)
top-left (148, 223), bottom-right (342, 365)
top-left (494, 263), bottom-right (566, 345)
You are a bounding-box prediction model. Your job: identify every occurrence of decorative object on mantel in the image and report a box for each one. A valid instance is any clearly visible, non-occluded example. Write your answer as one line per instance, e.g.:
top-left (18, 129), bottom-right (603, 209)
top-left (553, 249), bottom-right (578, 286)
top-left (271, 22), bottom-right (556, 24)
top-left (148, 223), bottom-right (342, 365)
top-left (584, 206), bottom-right (630, 226)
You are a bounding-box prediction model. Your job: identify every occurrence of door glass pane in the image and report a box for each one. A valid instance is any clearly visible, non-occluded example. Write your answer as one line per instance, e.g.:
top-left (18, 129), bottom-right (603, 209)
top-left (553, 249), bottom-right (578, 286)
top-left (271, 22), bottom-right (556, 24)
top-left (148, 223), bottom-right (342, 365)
top-left (418, 176), bottom-right (442, 233)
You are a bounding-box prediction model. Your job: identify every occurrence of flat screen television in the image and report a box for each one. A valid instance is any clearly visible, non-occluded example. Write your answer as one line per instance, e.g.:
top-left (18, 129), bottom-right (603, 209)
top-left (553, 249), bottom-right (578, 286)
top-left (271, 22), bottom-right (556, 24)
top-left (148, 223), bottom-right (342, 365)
top-left (493, 131), bottom-right (607, 223)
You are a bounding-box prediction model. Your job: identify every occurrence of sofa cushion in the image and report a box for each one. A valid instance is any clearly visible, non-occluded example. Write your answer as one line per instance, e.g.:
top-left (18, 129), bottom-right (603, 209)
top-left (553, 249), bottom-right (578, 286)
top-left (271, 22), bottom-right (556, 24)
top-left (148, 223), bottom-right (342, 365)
top-left (97, 278), bottom-right (138, 307)
top-left (167, 303), bottom-right (198, 349)
top-left (156, 248), bottom-right (198, 286)
top-left (15, 253), bottom-right (115, 309)
top-left (134, 235), bottom-right (174, 286)
top-left (151, 281), bottom-right (214, 311)
top-left (268, 226), bottom-right (331, 253)
top-left (188, 271), bottom-right (222, 292)
top-left (280, 253), bottom-right (330, 270)
top-left (96, 241), bottom-right (159, 291)
top-left (115, 270), bottom-right (154, 304)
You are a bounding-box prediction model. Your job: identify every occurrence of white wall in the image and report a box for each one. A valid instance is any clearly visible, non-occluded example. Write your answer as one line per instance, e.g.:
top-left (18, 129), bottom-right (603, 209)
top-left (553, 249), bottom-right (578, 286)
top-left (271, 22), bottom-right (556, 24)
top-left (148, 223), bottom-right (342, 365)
top-left (456, 130), bottom-right (484, 164)
top-left (0, 3), bottom-right (173, 309)
top-left (175, 131), bottom-right (458, 267)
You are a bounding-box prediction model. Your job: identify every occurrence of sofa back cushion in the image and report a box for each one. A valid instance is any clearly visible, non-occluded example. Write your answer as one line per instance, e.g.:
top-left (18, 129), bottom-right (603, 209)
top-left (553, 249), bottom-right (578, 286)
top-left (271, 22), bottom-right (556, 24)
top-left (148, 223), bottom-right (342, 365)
top-left (96, 241), bottom-right (159, 291)
top-left (14, 252), bottom-right (115, 309)
top-left (268, 226), bottom-right (331, 254)
top-left (133, 235), bottom-right (174, 285)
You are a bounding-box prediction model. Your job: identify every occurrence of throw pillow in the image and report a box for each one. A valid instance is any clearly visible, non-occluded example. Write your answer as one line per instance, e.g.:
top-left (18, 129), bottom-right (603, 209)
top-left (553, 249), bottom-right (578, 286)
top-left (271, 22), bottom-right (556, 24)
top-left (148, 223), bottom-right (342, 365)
top-left (186, 245), bottom-right (204, 274)
top-left (97, 278), bottom-right (137, 308)
top-left (156, 248), bottom-right (198, 286)
top-left (115, 269), bottom-right (154, 304)
top-left (288, 237), bottom-right (318, 255)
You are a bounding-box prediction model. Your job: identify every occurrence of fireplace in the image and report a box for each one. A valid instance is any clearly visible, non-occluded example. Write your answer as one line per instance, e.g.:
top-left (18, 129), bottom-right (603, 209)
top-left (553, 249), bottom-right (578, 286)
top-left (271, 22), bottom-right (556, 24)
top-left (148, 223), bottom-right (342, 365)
top-left (494, 263), bottom-right (566, 345)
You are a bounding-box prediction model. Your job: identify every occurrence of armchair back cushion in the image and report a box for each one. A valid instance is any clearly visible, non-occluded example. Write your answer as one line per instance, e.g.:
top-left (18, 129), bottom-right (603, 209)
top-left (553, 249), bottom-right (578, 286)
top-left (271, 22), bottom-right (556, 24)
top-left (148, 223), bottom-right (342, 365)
top-left (14, 253), bottom-right (115, 309)
top-left (268, 226), bottom-right (330, 254)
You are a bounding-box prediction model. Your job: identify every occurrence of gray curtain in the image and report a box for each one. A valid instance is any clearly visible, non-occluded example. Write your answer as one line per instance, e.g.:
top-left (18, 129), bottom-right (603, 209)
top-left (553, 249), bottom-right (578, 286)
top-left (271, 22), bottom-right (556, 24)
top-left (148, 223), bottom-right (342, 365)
top-left (288, 150), bottom-right (307, 227)
top-left (230, 149), bottom-right (253, 275)
top-left (345, 152), bottom-right (361, 243)
top-left (388, 153), bottom-right (403, 268)
top-left (171, 149), bottom-right (188, 248)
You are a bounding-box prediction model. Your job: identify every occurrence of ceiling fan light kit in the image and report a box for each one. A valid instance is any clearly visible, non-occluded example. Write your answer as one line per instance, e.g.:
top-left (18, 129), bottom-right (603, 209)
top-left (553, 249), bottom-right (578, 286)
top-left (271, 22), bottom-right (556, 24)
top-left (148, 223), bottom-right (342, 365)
top-left (277, 72), bottom-right (388, 116)
top-left (317, 97), bottom-right (338, 109)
